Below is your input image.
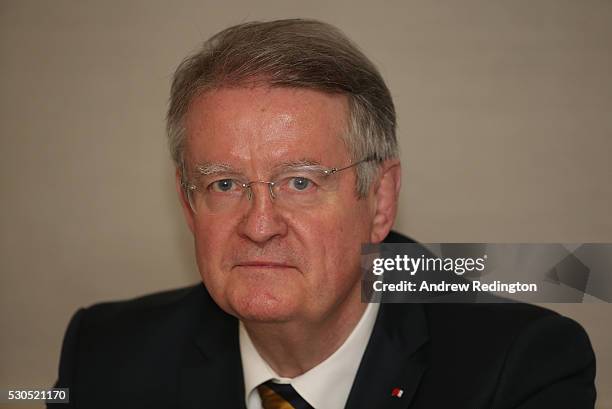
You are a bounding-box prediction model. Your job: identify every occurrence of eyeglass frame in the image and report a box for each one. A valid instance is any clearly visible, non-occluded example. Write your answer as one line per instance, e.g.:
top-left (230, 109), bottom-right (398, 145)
top-left (180, 156), bottom-right (377, 212)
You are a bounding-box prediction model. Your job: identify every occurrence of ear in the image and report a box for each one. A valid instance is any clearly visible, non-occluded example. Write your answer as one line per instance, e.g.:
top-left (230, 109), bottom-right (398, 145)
top-left (369, 160), bottom-right (401, 243)
top-left (175, 168), bottom-right (195, 234)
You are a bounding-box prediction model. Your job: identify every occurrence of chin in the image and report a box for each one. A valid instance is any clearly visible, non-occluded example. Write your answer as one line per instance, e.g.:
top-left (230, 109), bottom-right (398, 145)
top-left (226, 285), bottom-right (302, 323)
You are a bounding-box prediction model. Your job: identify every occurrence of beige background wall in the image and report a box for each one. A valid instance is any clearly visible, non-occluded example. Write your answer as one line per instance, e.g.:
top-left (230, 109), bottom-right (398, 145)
top-left (1, 1), bottom-right (611, 408)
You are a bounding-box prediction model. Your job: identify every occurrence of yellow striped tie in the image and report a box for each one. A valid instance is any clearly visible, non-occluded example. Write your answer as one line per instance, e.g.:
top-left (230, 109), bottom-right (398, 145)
top-left (257, 381), bottom-right (314, 409)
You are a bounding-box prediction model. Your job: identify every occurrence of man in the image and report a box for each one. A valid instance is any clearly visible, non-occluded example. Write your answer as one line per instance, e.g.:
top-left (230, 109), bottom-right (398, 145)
top-left (51, 19), bottom-right (596, 409)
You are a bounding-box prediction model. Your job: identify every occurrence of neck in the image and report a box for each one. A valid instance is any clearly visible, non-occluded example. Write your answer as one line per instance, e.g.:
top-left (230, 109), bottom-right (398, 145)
top-left (242, 290), bottom-right (368, 378)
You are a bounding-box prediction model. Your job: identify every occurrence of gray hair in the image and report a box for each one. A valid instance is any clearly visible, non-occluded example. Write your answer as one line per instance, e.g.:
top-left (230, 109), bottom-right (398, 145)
top-left (167, 18), bottom-right (398, 197)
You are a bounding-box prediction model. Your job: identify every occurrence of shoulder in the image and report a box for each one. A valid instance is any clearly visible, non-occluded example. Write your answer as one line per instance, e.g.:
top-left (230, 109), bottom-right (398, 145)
top-left (53, 283), bottom-right (236, 406)
top-left (69, 283), bottom-right (234, 344)
top-left (60, 283), bottom-right (230, 364)
top-left (412, 302), bottom-right (596, 407)
top-left (424, 301), bottom-right (560, 338)
top-left (60, 284), bottom-right (208, 353)
top-left (70, 284), bottom-right (203, 333)
top-left (78, 283), bottom-right (205, 320)
top-left (422, 302), bottom-right (592, 363)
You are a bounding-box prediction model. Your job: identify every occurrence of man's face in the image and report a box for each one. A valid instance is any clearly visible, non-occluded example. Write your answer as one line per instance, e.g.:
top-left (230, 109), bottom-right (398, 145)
top-left (180, 86), bottom-right (380, 324)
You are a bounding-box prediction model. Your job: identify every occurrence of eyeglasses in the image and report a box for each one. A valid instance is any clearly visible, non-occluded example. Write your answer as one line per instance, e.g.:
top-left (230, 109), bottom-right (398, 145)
top-left (181, 157), bottom-right (374, 214)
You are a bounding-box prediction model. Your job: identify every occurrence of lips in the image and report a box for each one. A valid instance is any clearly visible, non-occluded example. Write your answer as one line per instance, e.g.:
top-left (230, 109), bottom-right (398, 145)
top-left (235, 261), bottom-right (294, 268)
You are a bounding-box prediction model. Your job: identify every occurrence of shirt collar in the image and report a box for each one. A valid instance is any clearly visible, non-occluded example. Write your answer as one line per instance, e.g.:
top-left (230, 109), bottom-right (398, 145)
top-left (239, 302), bottom-right (380, 409)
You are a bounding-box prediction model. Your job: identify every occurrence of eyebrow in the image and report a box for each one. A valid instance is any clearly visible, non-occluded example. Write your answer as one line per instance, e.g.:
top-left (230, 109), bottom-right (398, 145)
top-left (271, 159), bottom-right (327, 172)
top-left (192, 158), bottom-right (328, 176)
top-left (193, 162), bottom-right (242, 176)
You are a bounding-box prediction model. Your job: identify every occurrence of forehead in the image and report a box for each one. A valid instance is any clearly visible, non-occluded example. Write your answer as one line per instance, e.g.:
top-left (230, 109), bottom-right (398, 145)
top-left (183, 86), bottom-right (351, 168)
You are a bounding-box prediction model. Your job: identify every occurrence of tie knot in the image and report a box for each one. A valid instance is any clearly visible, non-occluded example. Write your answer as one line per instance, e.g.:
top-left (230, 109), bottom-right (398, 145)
top-left (257, 381), bottom-right (314, 409)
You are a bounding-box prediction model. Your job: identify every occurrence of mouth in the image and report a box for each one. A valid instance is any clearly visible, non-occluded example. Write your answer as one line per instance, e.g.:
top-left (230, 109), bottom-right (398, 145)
top-left (234, 260), bottom-right (296, 272)
top-left (234, 261), bottom-right (295, 269)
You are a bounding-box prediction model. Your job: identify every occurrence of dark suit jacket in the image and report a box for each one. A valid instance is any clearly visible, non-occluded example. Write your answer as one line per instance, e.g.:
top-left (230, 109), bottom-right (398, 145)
top-left (50, 232), bottom-right (596, 409)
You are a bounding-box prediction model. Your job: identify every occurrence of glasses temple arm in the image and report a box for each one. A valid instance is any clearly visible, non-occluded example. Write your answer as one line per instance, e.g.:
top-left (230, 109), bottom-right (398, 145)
top-left (325, 156), bottom-right (378, 175)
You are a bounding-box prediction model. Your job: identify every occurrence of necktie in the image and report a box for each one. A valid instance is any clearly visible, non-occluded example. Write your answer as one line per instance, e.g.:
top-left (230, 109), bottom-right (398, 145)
top-left (257, 381), bottom-right (314, 409)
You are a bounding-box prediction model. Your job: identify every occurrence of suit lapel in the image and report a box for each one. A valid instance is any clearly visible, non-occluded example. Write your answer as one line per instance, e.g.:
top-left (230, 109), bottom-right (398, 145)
top-left (344, 302), bottom-right (430, 409)
top-left (178, 292), bottom-right (247, 409)
top-left (176, 302), bottom-right (428, 409)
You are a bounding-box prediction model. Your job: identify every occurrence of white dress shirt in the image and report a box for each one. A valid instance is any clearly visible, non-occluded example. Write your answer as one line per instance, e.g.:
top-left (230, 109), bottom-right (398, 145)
top-left (239, 302), bottom-right (380, 409)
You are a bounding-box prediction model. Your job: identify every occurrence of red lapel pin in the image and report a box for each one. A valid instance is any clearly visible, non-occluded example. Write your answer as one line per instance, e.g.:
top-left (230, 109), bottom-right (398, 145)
top-left (391, 388), bottom-right (404, 398)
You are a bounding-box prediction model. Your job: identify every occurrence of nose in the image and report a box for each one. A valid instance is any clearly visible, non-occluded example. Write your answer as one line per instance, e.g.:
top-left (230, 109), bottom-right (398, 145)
top-left (237, 182), bottom-right (288, 243)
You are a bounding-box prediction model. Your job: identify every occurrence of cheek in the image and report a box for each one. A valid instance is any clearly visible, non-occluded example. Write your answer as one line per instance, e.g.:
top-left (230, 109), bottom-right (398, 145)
top-left (192, 218), bottom-right (235, 281)
top-left (191, 218), bottom-right (242, 313)
top-left (295, 204), bottom-right (370, 289)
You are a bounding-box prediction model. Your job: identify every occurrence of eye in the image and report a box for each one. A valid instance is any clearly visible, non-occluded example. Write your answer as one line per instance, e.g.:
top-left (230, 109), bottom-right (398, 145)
top-left (288, 176), bottom-right (314, 191)
top-left (208, 179), bottom-right (237, 193)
